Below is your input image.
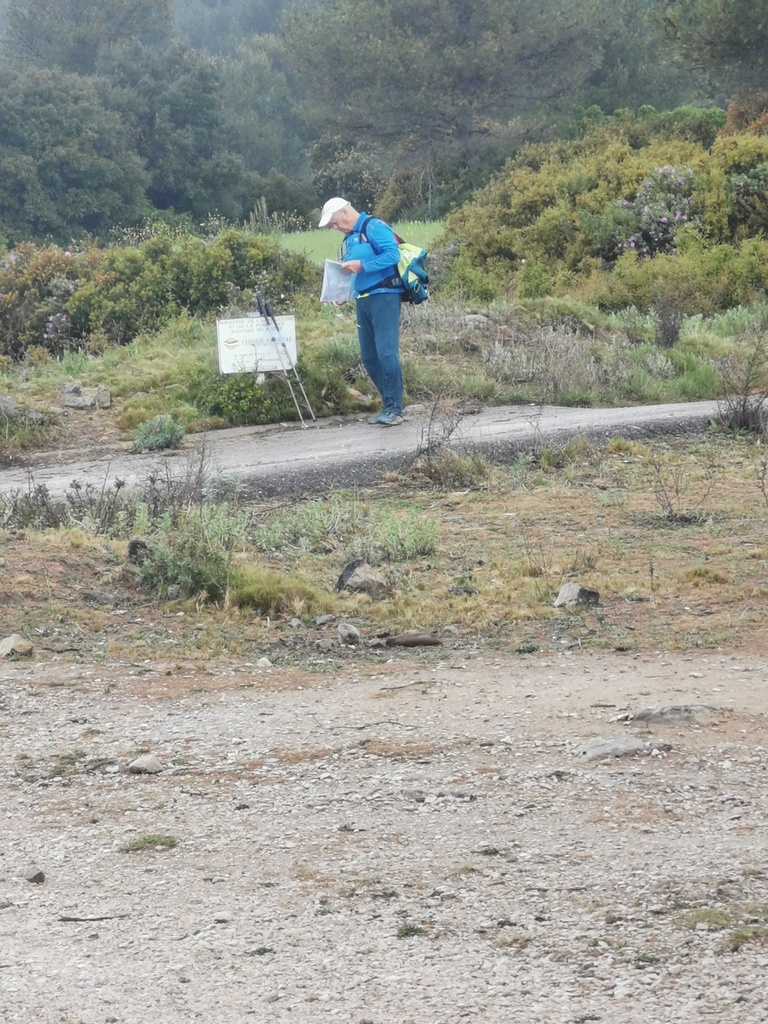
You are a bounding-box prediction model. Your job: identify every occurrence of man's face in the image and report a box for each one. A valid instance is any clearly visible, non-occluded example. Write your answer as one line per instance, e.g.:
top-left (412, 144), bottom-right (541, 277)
top-left (330, 207), bottom-right (357, 233)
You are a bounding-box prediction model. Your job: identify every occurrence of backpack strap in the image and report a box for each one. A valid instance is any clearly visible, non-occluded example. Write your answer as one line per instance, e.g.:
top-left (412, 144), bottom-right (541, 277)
top-left (357, 215), bottom-right (404, 293)
top-left (360, 215), bottom-right (404, 248)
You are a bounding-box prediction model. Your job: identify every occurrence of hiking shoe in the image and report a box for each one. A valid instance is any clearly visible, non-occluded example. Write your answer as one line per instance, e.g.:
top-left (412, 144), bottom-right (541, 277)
top-left (374, 409), bottom-right (403, 426)
top-left (366, 412), bottom-right (382, 424)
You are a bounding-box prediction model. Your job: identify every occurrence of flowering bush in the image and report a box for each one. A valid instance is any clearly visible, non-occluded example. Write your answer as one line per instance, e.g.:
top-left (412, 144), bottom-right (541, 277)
top-left (0, 245), bottom-right (80, 360)
top-left (615, 166), bottom-right (700, 258)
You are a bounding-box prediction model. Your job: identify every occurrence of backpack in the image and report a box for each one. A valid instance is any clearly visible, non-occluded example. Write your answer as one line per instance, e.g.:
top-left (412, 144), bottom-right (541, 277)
top-left (359, 216), bottom-right (429, 304)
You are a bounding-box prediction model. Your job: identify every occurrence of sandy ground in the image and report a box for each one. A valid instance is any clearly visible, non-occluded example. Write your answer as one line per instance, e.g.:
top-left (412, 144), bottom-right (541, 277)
top-left (2, 646), bottom-right (768, 1023)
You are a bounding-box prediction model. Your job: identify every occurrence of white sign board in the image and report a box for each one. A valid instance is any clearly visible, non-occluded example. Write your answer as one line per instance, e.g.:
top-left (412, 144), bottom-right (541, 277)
top-left (216, 316), bottom-right (297, 375)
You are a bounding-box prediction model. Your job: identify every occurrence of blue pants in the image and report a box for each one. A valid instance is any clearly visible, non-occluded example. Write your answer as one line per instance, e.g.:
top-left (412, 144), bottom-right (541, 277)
top-left (356, 292), bottom-right (403, 414)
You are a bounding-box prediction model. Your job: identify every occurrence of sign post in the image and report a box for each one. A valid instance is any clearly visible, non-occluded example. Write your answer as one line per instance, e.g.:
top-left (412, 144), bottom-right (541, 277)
top-left (215, 314), bottom-right (316, 427)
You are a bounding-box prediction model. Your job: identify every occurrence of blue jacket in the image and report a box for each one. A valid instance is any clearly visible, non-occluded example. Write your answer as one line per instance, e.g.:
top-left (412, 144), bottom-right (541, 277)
top-left (342, 213), bottom-right (403, 298)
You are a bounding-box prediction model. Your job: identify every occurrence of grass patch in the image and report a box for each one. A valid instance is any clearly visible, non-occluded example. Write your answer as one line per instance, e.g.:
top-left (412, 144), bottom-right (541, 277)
top-left (3, 432), bottom-right (768, 659)
top-left (397, 921), bottom-right (427, 938)
top-left (119, 834), bottom-right (177, 853)
top-left (675, 902), bottom-right (768, 952)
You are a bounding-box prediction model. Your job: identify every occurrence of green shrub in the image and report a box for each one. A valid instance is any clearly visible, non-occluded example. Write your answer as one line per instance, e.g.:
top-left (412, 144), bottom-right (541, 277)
top-left (186, 366), bottom-right (299, 425)
top-left (0, 229), bottom-right (319, 361)
top-left (0, 243), bottom-right (81, 359)
top-left (137, 501), bottom-right (253, 602)
top-left (131, 415), bottom-right (186, 453)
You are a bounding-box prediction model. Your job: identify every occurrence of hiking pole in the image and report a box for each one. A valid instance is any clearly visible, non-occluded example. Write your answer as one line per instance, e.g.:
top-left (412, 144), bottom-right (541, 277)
top-left (255, 295), bottom-right (307, 427)
top-left (264, 299), bottom-right (317, 425)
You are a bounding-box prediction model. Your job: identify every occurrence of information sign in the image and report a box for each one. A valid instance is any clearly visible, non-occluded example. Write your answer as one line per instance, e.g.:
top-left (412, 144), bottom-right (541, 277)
top-left (216, 316), bottom-right (297, 375)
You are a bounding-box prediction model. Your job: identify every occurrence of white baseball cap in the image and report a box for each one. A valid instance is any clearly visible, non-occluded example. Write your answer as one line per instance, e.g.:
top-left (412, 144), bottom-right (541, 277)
top-left (318, 197), bottom-right (349, 227)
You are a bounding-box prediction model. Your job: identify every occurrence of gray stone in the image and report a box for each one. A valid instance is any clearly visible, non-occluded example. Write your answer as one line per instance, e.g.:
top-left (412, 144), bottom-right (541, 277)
top-left (579, 737), bottom-right (646, 761)
top-left (315, 614), bottom-right (336, 626)
top-left (63, 393), bottom-right (95, 410)
top-left (460, 314), bottom-right (490, 329)
top-left (0, 634), bottom-right (34, 658)
top-left (23, 867), bottom-right (45, 884)
top-left (337, 562), bottom-right (389, 599)
top-left (554, 583), bottom-right (600, 608)
top-left (128, 753), bottom-right (163, 774)
top-left (0, 395), bottom-right (17, 416)
top-left (632, 704), bottom-right (722, 725)
top-left (338, 622), bottom-right (362, 645)
top-left (95, 385), bottom-right (112, 409)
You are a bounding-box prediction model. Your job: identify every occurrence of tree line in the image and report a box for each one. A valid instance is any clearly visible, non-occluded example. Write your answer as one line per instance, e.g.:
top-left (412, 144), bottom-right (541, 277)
top-left (0, 0), bottom-right (763, 244)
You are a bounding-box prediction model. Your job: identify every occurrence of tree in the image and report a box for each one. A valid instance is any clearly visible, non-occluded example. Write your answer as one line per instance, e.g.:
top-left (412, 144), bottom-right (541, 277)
top-left (172, 0), bottom-right (288, 55)
top-left (100, 42), bottom-right (257, 220)
top-left (0, 68), bottom-right (149, 241)
top-left (220, 37), bottom-right (308, 179)
top-left (658, 0), bottom-right (768, 97)
top-left (579, 0), bottom-right (706, 114)
top-left (3, 0), bottom-right (172, 74)
top-left (284, 0), bottom-right (611, 174)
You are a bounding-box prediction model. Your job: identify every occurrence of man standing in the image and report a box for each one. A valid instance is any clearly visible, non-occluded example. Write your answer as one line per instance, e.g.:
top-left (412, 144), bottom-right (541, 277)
top-left (319, 197), bottom-right (404, 426)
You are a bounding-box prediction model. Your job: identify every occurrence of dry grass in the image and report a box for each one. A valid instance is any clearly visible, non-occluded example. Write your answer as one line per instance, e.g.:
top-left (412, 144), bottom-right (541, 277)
top-left (1, 432), bottom-right (767, 661)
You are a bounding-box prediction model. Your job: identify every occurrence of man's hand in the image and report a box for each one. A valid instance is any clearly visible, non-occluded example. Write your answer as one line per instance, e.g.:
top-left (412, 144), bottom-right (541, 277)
top-left (341, 260), bottom-right (363, 274)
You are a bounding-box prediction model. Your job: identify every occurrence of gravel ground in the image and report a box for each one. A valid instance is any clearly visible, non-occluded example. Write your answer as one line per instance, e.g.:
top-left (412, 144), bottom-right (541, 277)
top-left (2, 647), bottom-right (768, 1024)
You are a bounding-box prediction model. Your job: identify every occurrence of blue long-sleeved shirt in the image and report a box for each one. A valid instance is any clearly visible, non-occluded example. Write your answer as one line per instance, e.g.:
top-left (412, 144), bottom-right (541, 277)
top-left (342, 213), bottom-right (403, 298)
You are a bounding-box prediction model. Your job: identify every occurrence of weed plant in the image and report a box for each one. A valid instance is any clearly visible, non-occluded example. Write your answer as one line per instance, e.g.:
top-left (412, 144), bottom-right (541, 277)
top-left (131, 414), bottom-right (186, 452)
top-left (119, 834), bottom-right (177, 854)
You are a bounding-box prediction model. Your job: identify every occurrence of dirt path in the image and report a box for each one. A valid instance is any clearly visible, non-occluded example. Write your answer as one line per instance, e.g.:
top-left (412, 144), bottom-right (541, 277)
top-left (2, 646), bottom-right (767, 1023)
top-left (0, 399), bottom-right (720, 498)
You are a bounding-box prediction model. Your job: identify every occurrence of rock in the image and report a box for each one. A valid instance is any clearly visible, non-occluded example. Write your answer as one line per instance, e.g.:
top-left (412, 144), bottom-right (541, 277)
top-left (63, 393), bottom-right (95, 410)
top-left (631, 704), bottom-right (721, 725)
top-left (257, 657), bottom-right (272, 668)
top-left (460, 314), bottom-right (490, 329)
top-left (338, 622), bottom-right (362, 645)
top-left (554, 583), bottom-right (600, 608)
top-left (335, 558), bottom-right (366, 591)
top-left (385, 632), bottom-right (442, 647)
top-left (213, 911), bottom-right (232, 923)
top-left (0, 633), bottom-right (34, 658)
top-left (336, 561), bottom-right (389, 599)
top-left (23, 867), bottom-right (45, 884)
top-left (315, 614), bottom-right (336, 626)
top-left (127, 537), bottom-right (153, 565)
top-left (128, 753), bottom-right (163, 774)
top-left (0, 395), bottom-right (18, 416)
top-left (95, 385), bottom-right (112, 409)
top-left (579, 737), bottom-right (646, 761)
